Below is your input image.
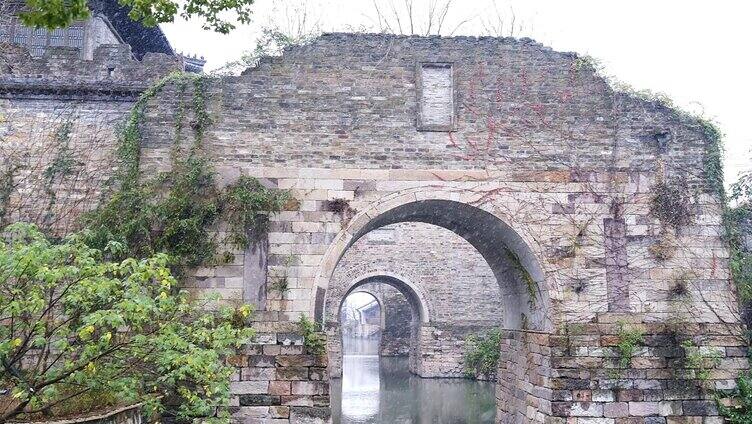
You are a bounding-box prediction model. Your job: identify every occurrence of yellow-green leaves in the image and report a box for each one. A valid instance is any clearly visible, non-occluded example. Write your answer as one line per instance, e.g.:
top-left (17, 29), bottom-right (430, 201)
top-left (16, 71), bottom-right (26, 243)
top-left (78, 325), bottom-right (95, 340)
top-left (0, 223), bottom-right (255, 421)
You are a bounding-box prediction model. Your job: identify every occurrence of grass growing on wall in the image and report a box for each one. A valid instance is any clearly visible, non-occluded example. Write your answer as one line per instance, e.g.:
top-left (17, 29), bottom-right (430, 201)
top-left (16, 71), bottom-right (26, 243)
top-left (298, 315), bottom-right (326, 356)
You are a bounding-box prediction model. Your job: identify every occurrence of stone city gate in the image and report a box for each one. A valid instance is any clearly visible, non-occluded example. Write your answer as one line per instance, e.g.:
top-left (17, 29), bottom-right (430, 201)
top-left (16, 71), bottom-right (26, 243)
top-left (325, 219), bottom-right (506, 380)
top-left (326, 272), bottom-right (430, 379)
top-left (2, 33), bottom-right (748, 423)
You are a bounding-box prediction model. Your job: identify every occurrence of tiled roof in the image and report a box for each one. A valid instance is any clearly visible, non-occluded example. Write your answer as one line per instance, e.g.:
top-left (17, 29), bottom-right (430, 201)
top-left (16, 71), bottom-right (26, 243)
top-left (88, 0), bottom-right (174, 60)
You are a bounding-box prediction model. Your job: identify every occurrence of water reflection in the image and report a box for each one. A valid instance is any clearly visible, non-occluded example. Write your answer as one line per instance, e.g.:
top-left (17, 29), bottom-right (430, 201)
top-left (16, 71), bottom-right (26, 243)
top-left (332, 348), bottom-right (496, 423)
top-left (343, 336), bottom-right (381, 356)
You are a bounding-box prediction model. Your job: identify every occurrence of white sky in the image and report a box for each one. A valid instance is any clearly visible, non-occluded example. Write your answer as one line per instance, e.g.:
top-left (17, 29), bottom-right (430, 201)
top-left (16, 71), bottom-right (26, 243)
top-left (162, 0), bottom-right (751, 186)
top-left (344, 291), bottom-right (379, 310)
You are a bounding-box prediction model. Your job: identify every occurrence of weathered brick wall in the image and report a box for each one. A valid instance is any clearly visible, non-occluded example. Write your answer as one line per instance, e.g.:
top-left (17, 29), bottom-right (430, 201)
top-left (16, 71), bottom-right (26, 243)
top-left (547, 320), bottom-right (747, 423)
top-left (227, 335), bottom-right (329, 423)
top-left (0, 97), bottom-right (126, 233)
top-left (497, 330), bottom-right (552, 423)
top-left (1, 43), bottom-right (181, 94)
top-left (0, 44), bottom-right (181, 234)
top-left (3, 33), bottom-right (747, 423)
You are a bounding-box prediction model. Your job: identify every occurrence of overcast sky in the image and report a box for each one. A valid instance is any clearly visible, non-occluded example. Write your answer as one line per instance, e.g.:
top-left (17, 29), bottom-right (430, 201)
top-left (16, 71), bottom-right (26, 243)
top-left (343, 292), bottom-right (379, 310)
top-left (162, 0), bottom-right (751, 186)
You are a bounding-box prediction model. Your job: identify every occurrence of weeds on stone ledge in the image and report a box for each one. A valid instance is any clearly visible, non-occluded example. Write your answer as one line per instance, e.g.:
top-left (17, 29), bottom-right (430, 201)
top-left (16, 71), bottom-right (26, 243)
top-left (463, 328), bottom-right (502, 380)
top-left (298, 315), bottom-right (326, 356)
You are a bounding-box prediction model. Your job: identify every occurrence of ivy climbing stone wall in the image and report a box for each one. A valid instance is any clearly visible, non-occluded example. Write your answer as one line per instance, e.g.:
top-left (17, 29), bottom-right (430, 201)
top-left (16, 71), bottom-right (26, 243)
top-left (0, 44), bottom-right (181, 235)
top-left (2, 33), bottom-right (748, 423)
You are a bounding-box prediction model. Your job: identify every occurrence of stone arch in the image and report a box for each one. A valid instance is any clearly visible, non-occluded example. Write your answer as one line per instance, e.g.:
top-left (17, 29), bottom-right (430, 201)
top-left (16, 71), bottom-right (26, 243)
top-left (327, 272), bottom-right (430, 378)
top-left (344, 288), bottom-right (385, 330)
top-left (313, 189), bottom-right (556, 332)
top-left (337, 271), bottom-right (430, 324)
top-left (339, 288), bottom-right (384, 337)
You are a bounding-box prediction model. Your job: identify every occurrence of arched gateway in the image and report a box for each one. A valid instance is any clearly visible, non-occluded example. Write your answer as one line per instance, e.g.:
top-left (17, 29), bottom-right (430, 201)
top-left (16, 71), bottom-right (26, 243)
top-left (327, 272), bottom-right (429, 378)
top-left (315, 192), bottom-right (558, 421)
top-left (314, 195), bottom-right (555, 330)
top-left (3, 33), bottom-right (747, 423)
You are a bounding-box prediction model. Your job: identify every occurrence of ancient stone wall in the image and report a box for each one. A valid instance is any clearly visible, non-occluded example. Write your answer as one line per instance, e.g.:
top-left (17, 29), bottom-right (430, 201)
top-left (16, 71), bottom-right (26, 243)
top-left (3, 33), bottom-right (747, 423)
top-left (497, 330), bottom-right (552, 423)
top-left (496, 321), bottom-right (748, 424)
top-left (377, 286), bottom-right (412, 357)
top-left (0, 44), bottom-right (181, 234)
top-left (1, 44), bottom-right (181, 98)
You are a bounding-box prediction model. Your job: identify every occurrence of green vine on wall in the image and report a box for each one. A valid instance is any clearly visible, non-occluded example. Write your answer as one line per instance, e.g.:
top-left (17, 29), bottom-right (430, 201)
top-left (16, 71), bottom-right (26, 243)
top-left (43, 119), bottom-right (78, 182)
top-left (83, 72), bottom-right (289, 269)
top-left (0, 166), bottom-right (14, 227)
top-left (42, 119), bottom-right (81, 219)
top-left (504, 247), bottom-right (537, 307)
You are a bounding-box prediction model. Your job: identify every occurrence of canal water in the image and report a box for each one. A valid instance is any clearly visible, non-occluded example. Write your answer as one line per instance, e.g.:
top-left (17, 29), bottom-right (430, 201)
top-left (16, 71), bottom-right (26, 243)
top-left (330, 339), bottom-right (496, 423)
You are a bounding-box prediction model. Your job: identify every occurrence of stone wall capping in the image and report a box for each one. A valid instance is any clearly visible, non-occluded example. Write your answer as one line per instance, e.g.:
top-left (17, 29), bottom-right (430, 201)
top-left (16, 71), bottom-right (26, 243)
top-left (1, 43), bottom-right (182, 100)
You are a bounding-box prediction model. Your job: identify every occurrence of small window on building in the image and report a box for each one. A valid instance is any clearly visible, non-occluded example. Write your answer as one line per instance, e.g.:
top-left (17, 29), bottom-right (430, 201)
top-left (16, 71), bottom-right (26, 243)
top-left (416, 62), bottom-right (455, 132)
top-left (68, 25), bottom-right (84, 49)
top-left (2, 17), bottom-right (87, 57)
top-left (50, 29), bottom-right (66, 46)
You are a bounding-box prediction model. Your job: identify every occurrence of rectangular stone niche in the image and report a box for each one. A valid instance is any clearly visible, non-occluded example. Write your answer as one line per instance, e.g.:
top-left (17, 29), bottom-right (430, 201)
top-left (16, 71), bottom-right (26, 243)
top-left (416, 62), bottom-right (455, 132)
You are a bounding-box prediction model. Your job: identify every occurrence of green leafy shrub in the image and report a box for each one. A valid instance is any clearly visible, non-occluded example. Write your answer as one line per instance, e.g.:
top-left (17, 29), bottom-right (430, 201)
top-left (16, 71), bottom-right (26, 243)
top-left (297, 315), bottom-right (326, 356)
top-left (0, 223), bottom-right (254, 422)
top-left (463, 329), bottom-right (502, 379)
top-left (720, 373), bottom-right (752, 423)
top-left (83, 155), bottom-right (222, 268)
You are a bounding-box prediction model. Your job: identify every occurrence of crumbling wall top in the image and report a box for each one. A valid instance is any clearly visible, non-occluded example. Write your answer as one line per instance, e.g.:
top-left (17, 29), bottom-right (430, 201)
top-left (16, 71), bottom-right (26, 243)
top-left (0, 43), bottom-right (182, 99)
